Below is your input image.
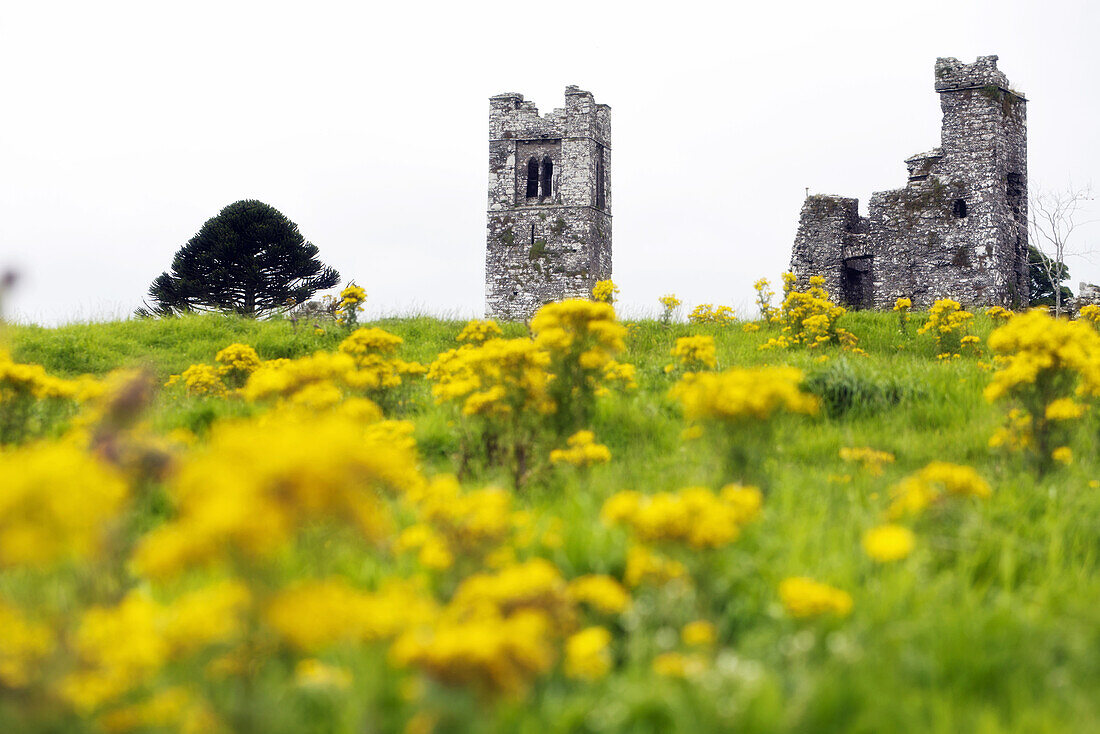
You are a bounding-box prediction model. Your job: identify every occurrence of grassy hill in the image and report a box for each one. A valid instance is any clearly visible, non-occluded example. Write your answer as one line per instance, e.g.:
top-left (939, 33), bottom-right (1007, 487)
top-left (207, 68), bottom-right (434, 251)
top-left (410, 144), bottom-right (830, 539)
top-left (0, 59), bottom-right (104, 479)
top-left (3, 307), bottom-right (1100, 733)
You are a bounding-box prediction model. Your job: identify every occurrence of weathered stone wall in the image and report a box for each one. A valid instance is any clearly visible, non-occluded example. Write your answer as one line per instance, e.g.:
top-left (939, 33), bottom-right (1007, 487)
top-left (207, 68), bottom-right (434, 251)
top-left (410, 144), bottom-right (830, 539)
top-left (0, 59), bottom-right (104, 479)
top-left (790, 56), bottom-right (1028, 310)
top-left (486, 86), bottom-right (612, 320)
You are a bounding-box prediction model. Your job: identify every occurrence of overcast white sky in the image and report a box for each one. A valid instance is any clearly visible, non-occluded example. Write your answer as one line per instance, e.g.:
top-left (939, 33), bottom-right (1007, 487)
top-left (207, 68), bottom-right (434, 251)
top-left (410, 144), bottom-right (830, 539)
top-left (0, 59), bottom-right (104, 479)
top-left (2, 0), bottom-right (1097, 324)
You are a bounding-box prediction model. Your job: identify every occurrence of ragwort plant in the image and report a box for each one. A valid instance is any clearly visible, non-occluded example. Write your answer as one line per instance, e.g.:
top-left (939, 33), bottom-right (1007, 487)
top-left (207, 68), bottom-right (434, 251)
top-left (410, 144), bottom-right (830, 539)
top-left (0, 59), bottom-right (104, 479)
top-left (670, 366), bottom-right (819, 486)
top-left (985, 308), bottom-right (1100, 470)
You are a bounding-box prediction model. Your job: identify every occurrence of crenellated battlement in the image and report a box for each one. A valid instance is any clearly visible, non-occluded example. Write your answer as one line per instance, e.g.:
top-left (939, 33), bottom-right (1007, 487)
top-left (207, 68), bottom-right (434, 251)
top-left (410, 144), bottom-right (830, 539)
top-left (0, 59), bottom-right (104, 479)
top-left (934, 55), bottom-right (1015, 93)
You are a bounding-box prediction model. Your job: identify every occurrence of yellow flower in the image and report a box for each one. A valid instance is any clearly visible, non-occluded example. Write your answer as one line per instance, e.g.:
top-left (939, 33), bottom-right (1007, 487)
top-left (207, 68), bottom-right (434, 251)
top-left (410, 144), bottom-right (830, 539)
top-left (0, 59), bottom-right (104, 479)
top-left (1052, 446), bottom-right (1073, 465)
top-left (456, 319), bottom-right (503, 345)
top-left (671, 367), bottom-right (818, 423)
top-left (566, 575), bottom-right (631, 614)
top-left (0, 442), bottom-right (127, 567)
top-left (131, 411), bottom-right (419, 578)
top-left (1045, 398), bottom-right (1086, 421)
top-left (652, 651), bottom-right (707, 677)
top-left (294, 659), bottom-right (353, 691)
top-left (669, 335), bottom-right (717, 371)
top-left (549, 430), bottom-right (612, 467)
top-left (862, 524), bottom-right (915, 562)
top-left (778, 577), bottom-right (853, 618)
top-left (591, 279), bottom-right (620, 304)
top-left (214, 343), bottom-right (261, 383)
top-left (886, 461), bottom-right (991, 519)
top-left (266, 579), bottom-right (437, 651)
top-left (564, 626), bottom-right (613, 680)
top-left (171, 364), bottom-right (226, 397)
top-left (681, 620), bottom-right (716, 646)
top-left (390, 608), bottom-right (555, 696)
top-left (0, 601), bottom-right (54, 688)
top-left (603, 485), bottom-right (762, 549)
top-left (839, 446), bottom-right (895, 476)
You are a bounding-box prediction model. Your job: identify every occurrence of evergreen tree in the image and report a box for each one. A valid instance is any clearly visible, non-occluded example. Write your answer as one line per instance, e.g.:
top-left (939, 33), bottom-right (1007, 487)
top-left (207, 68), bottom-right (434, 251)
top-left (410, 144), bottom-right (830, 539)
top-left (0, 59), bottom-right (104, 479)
top-left (143, 200), bottom-right (340, 317)
top-left (1028, 244), bottom-right (1073, 308)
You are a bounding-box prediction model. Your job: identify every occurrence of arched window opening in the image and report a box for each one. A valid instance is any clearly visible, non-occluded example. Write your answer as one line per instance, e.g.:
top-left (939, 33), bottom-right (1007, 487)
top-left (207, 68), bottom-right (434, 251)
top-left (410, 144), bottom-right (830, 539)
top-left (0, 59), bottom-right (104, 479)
top-left (540, 157), bottom-right (553, 198)
top-left (525, 158), bottom-right (539, 198)
top-left (952, 199), bottom-right (968, 219)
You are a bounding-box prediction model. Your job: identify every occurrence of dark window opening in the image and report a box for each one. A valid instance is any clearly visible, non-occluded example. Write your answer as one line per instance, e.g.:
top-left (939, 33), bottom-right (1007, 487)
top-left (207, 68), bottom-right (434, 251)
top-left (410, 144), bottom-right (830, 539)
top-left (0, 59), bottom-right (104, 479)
top-left (525, 158), bottom-right (539, 198)
top-left (1007, 172), bottom-right (1025, 217)
top-left (595, 144), bottom-right (606, 210)
top-left (841, 256), bottom-right (873, 309)
top-left (539, 157), bottom-right (553, 198)
top-left (530, 223), bottom-right (535, 244)
top-left (952, 199), bottom-right (968, 218)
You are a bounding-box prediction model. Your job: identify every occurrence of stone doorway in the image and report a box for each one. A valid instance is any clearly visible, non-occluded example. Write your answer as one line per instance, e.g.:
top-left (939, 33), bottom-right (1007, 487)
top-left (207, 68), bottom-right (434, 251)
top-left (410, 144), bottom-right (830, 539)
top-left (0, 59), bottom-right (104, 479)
top-left (841, 256), bottom-right (873, 309)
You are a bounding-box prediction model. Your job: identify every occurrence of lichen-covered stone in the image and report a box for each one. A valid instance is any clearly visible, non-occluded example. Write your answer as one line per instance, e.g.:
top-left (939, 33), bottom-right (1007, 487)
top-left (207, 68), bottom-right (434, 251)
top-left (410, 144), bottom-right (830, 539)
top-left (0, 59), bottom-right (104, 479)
top-left (485, 86), bottom-right (612, 320)
top-left (790, 56), bottom-right (1028, 310)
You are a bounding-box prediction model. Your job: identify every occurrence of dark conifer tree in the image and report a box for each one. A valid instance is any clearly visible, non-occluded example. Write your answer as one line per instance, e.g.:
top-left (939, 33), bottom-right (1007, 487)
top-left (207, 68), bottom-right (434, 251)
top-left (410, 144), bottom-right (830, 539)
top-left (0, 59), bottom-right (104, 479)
top-left (143, 200), bottom-right (340, 317)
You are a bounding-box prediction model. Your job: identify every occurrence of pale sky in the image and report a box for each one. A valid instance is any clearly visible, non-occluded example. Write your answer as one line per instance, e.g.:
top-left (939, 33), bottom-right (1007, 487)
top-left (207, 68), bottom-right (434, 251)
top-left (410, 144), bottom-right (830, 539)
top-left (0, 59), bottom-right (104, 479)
top-left (2, 0), bottom-right (1097, 324)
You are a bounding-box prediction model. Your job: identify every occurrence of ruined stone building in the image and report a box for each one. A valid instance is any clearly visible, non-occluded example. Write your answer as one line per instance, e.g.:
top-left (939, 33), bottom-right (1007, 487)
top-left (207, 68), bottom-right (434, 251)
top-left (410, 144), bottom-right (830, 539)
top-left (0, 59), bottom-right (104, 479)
top-left (485, 86), bottom-right (611, 320)
top-left (790, 56), bottom-right (1028, 309)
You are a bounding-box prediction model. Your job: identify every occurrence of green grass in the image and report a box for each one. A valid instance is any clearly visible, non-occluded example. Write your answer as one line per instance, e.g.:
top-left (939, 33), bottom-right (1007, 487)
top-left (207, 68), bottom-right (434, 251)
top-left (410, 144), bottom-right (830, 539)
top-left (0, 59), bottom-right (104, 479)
top-left (5, 311), bottom-right (1100, 733)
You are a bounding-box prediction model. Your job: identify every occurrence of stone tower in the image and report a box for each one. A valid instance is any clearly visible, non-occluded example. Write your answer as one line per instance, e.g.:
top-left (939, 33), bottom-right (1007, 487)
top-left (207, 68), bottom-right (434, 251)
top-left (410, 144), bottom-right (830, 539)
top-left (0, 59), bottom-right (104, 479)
top-left (790, 56), bottom-right (1028, 309)
top-left (485, 86), bottom-right (612, 320)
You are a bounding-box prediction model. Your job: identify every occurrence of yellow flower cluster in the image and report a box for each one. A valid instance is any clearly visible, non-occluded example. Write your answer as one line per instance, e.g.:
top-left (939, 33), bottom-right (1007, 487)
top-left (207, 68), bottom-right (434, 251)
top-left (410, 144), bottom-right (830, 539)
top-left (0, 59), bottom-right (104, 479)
top-left (61, 582), bottom-right (250, 711)
top-left (0, 442), bottom-right (127, 567)
top-left (170, 363), bottom-right (226, 397)
top-left (456, 319), bottom-right (503, 345)
top-left (862, 523), bottom-right (915, 562)
top-left (779, 577), bottom-right (853, 618)
top-left (335, 283), bottom-right (367, 326)
top-left (549, 430), bottom-right (612, 467)
top-left (429, 337), bottom-right (553, 417)
top-left (601, 484), bottom-right (762, 549)
top-left (839, 446), bottom-right (895, 476)
top-left (566, 575), bottom-right (631, 614)
top-left (214, 342), bottom-right (261, 385)
top-left (670, 367), bottom-right (819, 423)
top-left (1078, 303), bottom-right (1100, 327)
top-left (398, 475), bottom-right (514, 567)
top-left (531, 299), bottom-right (632, 424)
top-left (985, 309), bottom-right (1100, 402)
top-left (681, 620), bottom-right (717, 646)
top-left (666, 335), bottom-right (717, 373)
top-left (0, 600), bottom-right (54, 688)
top-left (591, 279), bottom-right (619, 304)
top-left (984, 309), bottom-right (1100, 464)
top-left (658, 293), bottom-right (682, 323)
top-left (886, 461), bottom-right (991, 520)
top-left (754, 278), bottom-right (777, 320)
top-left (762, 275), bottom-right (854, 350)
top-left (624, 544), bottom-right (688, 587)
top-left (239, 329), bottom-right (421, 407)
top-left (131, 410), bottom-right (418, 578)
top-left (917, 299), bottom-right (973, 354)
top-left (564, 626), bottom-right (612, 680)
top-left (688, 303), bottom-right (737, 325)
top-left (265, 578), bottom-right (437, 651)
top-left (986, 305), bottom-right (1013, 322)
top-left (0, 349), bottom-right (98, 404)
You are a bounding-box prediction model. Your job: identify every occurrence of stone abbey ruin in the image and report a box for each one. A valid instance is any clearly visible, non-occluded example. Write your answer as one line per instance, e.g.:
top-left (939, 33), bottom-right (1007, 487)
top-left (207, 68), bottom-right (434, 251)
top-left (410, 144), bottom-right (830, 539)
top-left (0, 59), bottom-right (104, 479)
top-left (483, 57), bottom-right (1028, 317)
top-left (790, 56), bottom-right (1029, 310)
top-left (485, 86), bottom-right (611, 320)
